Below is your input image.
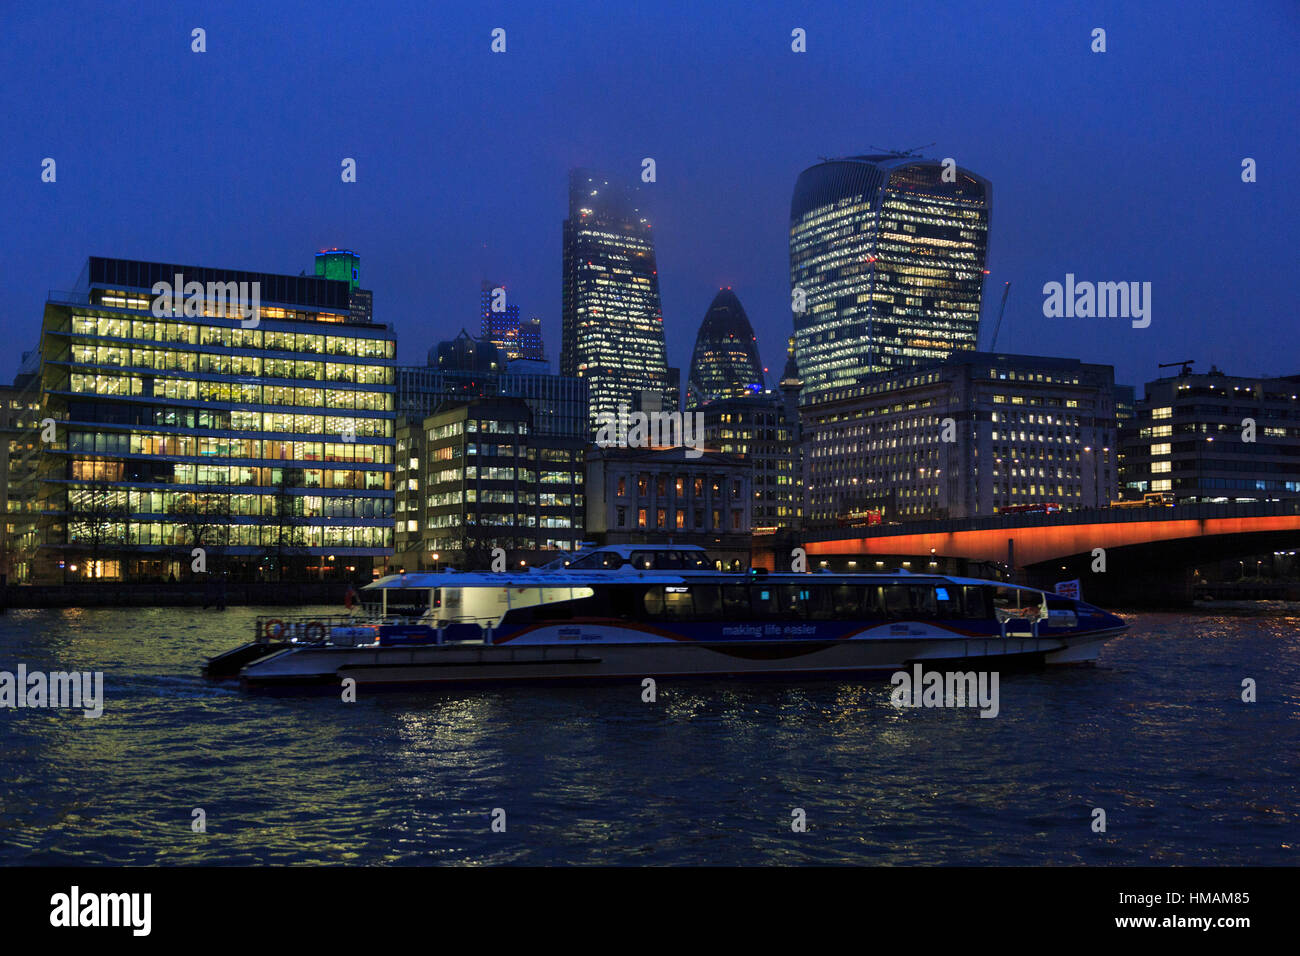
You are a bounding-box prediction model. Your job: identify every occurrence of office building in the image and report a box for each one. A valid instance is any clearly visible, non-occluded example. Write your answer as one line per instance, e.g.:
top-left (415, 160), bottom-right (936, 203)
top-left (561, 169), bottom-right (674, 429)
top-left (394, 397), bottom-right (585, 570)
top-left (697, 393), bottom-right (801, 533)
top-left (20, 256), bottom-right (396, 582)
top-left (1118, 365), bottom-right (1300, 503)
top-left (789, 154), bottom-right (992, 400)
top-left (803, 352), bottom-right (1116, 526)
top-left (1, 356), bottom-right (43, 581)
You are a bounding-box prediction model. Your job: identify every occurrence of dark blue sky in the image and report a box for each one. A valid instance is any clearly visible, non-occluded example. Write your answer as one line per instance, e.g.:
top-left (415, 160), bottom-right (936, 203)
top-left (4, 0), bottom-right (1297, 390)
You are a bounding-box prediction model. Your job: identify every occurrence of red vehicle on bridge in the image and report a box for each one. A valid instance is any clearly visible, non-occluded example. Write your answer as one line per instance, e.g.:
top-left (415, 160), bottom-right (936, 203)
top-left (999, 502), bottom-right (1063, 515)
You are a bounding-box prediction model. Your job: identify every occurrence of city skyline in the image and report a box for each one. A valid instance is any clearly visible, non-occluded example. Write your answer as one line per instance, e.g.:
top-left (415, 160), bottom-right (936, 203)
top-left (4, 1), bottom-right (1296, 396)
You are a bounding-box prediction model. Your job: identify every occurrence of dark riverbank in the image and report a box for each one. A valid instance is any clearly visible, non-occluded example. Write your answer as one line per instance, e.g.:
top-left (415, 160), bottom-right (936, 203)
top-left (0, 580), bottom-right (354, 609)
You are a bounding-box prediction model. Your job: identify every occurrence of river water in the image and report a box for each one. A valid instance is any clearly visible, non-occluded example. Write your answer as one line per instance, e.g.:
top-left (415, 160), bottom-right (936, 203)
top-left (0, 606), bottom-right (1295, 865)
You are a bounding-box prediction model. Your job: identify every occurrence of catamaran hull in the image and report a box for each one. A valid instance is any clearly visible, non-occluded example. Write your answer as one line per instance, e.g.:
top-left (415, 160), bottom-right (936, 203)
top-left (237, 628), bottom-right (1126, 690)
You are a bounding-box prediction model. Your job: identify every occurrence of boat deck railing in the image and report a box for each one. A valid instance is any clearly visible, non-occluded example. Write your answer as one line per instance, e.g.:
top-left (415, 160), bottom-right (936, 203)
top-left (253, 613), bottom-right (421, 643)
top-left (251, 612), bottom-right (501, 645)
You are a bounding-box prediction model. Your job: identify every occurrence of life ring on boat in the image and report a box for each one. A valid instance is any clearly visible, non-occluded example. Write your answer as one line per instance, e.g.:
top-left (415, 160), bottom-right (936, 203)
top-left (303, 620), bottom-right (326, 643)
top-left (264, 619), bottom-right (286, 640)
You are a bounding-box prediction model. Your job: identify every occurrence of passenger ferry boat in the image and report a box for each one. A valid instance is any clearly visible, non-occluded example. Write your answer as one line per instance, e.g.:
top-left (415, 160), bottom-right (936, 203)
top-left (204, 544), bottom-right (1128, 690)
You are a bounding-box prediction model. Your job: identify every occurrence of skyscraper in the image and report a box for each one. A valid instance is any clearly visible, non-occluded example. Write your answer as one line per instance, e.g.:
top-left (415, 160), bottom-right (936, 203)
top-left (685, 288), bottom-right (765, 408)
top-left (561, 168), bottom-right (674, 430)
top-left (789, 154), bottom-right (992, 401)
top-left (480, 281), bottom-right (547, 362)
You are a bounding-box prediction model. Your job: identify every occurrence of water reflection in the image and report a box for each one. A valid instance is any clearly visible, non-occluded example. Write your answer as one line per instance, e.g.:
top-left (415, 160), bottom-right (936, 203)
top-left (0, 608), bottom-right (1295, 864)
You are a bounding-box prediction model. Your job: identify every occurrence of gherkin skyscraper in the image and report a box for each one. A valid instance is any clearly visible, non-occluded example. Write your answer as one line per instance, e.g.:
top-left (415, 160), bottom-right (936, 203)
top-left (685, 288), bottom-right (765, 408)
top-left (561, 169), bottom-right (674, 431)
top-left (789, 154), bottom-right (992, 401)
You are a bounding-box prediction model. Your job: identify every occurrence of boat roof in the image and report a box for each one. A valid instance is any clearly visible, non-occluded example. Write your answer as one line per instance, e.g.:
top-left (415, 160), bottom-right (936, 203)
top-left (364, 570), bottom-right (1048, 592)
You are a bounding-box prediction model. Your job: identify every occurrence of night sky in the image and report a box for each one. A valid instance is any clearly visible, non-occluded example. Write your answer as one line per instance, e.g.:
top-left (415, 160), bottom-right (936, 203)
top-left (4, 0), bottom-right (1297, 390)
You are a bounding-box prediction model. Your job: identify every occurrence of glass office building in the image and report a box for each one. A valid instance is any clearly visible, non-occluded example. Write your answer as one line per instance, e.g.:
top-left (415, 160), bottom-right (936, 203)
top-left (21, 256), bottom-right (396, 582)
top-left (1118, 366), bottom-right (1300, 503)
top-left (394, 397), bottom-right (586, 570)
top-left (561, 169), bottom-right (674, 430)
top-left (789, 155), bottom-right (992, 401)
top-left (685, 288), bottom-right (766, 408)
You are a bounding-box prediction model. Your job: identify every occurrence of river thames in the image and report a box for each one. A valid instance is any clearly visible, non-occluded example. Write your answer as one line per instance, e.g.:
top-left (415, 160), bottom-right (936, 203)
top-left (0, 606), bottom-right (1295, 865)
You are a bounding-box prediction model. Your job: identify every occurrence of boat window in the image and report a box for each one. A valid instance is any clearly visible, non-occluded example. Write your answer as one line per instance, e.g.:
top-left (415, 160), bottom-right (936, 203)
top-left (643, 585), bottom-right (694, 620)
top-left (608, 586), bottom-right (641, 619)
top-left (934, 585), bottom-right (962, 618)
top-left (878, 584), bottom-right (939, 619)
top-left (779, 585), bottom-right (811, 619)
top-left (383, 588), bottom-right (433, 618)
top-left (880, 585), bottom-right (913, 619)
top-left (629, 551), bottom-right (656, 570)
top-left (962, 586), bottom-right (993, 620)
top-left (568, 551), bottom-right (621, 570)
top-left (656, 551), bottom-right (684, 570)
top-left (750, 585), bottom-right (779, 617)
top-left (682, 552), bottom-right (712, 570)
top-left (909, 586), bottom-right (938, 618)
top-left (690, 585), bottom-right (722, 620)
top-left (722, 584), bottom-right (751, 619)
top-left (992, 586), bottom-right (1047, 621)
top-left (808, 585), bottom-right (844, 619)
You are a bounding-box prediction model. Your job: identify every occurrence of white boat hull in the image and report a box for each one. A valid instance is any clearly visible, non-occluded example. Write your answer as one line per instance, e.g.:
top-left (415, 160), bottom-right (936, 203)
top-left (238, 628), bottom-right (1127, 689)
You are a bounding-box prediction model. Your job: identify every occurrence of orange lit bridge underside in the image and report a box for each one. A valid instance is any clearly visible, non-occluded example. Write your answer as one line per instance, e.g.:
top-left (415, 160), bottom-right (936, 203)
top-left (802, 514), bottom-right (1300, 568)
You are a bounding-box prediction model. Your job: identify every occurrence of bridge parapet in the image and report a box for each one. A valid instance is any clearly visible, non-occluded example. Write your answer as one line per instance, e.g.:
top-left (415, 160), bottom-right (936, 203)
top-left (803, 500), bottom-right (1300, 543)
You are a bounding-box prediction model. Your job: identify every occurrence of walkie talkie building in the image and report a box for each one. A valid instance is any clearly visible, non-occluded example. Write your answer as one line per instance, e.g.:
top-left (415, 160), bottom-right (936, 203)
top-left (789, 155), bottom-right (992, 402)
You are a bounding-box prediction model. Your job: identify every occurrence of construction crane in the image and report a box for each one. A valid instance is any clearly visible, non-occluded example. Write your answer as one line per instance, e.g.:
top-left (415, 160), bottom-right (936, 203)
top-left (988, 281), bottom-right (1011, 351)
top-left (1158, 360), bottom-right (1195, 377)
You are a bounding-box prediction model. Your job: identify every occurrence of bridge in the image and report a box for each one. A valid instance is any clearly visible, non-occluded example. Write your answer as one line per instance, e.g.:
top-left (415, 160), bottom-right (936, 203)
top-left (758, 501), bottom-right (1300, 606)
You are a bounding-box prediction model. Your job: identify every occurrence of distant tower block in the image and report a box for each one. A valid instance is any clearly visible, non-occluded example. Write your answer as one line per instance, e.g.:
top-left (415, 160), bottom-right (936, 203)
top-left (314, 248), bottom-right (373, 324)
